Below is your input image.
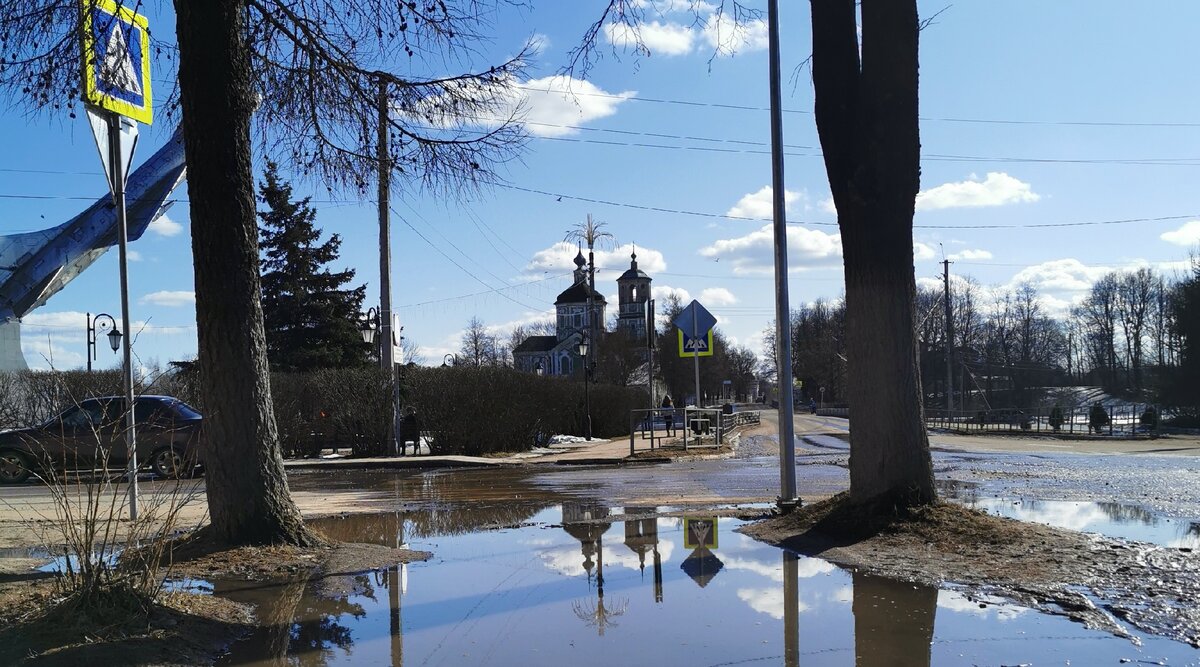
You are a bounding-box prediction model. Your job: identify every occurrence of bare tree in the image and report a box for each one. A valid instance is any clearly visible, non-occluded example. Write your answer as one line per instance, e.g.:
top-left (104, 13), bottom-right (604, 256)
top-left (459, 317), bottom-right (498, 367)
top-left (1078, 274), bottom-right (1121, 389)
top-left (1116, 268), bottom-right (1156, 391)
top-left (0, 0), bottom-right (531, 546)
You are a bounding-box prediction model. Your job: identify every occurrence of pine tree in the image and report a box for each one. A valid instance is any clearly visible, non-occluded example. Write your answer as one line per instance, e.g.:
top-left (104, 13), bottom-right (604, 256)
top-left (258, 162), bottom-right (369, 371)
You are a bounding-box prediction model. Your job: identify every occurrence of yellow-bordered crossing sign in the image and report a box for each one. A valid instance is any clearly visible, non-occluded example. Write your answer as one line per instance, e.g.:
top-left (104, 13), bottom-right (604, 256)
top-left (81, 0), bottom-right (153, 125)
top-left (678, 329), bottom-right (714, 358)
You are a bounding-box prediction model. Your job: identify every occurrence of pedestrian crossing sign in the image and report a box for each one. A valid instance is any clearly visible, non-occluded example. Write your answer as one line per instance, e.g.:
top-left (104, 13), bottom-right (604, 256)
top-left (81, 0), bottom-right (153, 125)
top-left (678, 329), bottom-right (714, 358)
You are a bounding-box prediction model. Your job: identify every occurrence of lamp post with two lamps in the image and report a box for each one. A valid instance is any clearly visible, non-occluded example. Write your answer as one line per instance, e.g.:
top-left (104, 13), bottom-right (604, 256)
top-left (85, 312), bottom-right (122, 373)
top-left (578, 334), bottom-right (593, 441)
top-left (441, 353), bottom-right (456, 367)
top-left (360, 307), bottom-right (401, 456)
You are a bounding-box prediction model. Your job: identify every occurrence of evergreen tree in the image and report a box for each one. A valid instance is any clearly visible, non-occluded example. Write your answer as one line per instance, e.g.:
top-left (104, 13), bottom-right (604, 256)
top-left (258, 162), bottom-right (369, 371)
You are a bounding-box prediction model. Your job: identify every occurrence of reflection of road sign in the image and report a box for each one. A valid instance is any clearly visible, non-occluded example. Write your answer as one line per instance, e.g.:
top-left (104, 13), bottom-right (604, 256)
top-left (684, 517), bottom-right (718, 549)
top-left (678, 329), bottom-right (714, 358)
top-left (673, 300), bottom-right (717, 337)
top-left (82, 0), bottom-right (153, 124)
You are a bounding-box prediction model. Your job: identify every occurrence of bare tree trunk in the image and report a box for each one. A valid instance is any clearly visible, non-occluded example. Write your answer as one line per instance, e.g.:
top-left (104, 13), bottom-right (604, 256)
top-left (811, 0), bottom-right (936, 507)
top-left (175, 0), bottom-right (314, 546)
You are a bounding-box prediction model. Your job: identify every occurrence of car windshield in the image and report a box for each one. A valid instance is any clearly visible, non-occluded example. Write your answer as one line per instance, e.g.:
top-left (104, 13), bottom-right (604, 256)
top-left (170, 400), bottom-right (203, 420)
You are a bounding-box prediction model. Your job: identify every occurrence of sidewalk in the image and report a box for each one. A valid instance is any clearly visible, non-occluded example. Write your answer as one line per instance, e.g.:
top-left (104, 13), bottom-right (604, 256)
top-left (282, 434), bottom-right (648, 471)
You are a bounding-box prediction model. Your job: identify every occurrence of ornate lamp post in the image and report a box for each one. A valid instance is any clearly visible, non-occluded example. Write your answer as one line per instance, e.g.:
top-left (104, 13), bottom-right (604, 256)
top-left (578, 335), bottom-right (593, 441)
top-left (442, 353), bottom-right (456, 367)
top-left (85, 312), bottom-right (122, 372)
top-left (360, 307), bottom-right (381, 359)
top-left (535, 360), bottom-right (544, 377)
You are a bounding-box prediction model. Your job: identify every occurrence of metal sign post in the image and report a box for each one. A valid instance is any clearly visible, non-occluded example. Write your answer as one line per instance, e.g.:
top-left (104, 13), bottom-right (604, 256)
top-left (81, 0), bottom-right (154, 521)
top-left (674, 300), bottom-right (717, 408)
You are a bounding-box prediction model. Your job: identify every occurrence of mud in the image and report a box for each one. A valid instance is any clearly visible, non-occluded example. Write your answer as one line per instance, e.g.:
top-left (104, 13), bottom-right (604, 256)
top-left (742, 494), bottom-right (1200, 648)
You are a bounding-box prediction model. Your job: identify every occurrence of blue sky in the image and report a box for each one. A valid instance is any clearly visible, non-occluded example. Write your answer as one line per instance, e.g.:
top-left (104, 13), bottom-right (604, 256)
top-left (4, 1), bottom-right (1200, 371)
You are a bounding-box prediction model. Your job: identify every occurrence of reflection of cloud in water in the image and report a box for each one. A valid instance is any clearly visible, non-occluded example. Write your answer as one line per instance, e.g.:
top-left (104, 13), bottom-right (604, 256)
top-left (737, 587), bottom-right (809, 619)
top-left (936, 590), bottom-right (1027, 621)
top-left (519, 537), bottom-right (555, 547)
top-left (539, 540), bottom-right (676, 577)
top-left (831, 585), bottom-right (853, 604)
top-left (723, 555), bottom-right (835, 583)
top-left (976, 499), bottom-right (1111, 533)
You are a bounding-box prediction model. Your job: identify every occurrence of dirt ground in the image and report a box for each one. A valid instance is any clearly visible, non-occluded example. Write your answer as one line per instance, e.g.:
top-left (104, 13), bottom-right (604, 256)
top-left (742, 493), bottom-right (1200, 648)
top-left (0, 534), bottom-right (431, 665)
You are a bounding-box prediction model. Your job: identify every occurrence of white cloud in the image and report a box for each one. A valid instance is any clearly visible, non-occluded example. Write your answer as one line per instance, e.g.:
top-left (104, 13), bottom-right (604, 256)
top-left (916, 172), bottom-right (1040, 211)
top-left (699, 224), bottom-right (842, 275)
top-left (525, 242), bottom-right (667, 277)
top-left (737, 587), bottom-right (809, 620)
top-left (1009, 258), bottom-right (1109, 294)
top-left (818, 197), bottom-right (838, 215)
top-left (602, 2), bottom-right (766, 59)
top-left (605, 20), bottom-right (695, 56)
top-left (699, 287), bottom-right (737, 306)
top-left (512, 76), bottom-right (635, 137)
top-left (726, 186), bottom-right (802, 220)
top-left (127, 250), bottom-right (143, 262)
top-left (1160, 220), bottom-right (1200, 246)
top-left (140, 290), bottom-right (196, 307)
top-left (652, 284), bottom-right (691, 304)
top-left (702, 12), bottom-right (769, 53)
top-left (528, 33), bottom-right (551, 53)
top-left (147, 214), bottom-right (183, 237)
top-left (913, 242), bottom-right (936, 262)
top-left (948, 248), bottom-right (993, 261)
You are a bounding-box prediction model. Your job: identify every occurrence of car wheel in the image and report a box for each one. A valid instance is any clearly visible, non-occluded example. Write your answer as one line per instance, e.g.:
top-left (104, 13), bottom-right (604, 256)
top-left (0, 450), bottom-right (32, 484)
top-left (150, 446), bottom-right (186, 479)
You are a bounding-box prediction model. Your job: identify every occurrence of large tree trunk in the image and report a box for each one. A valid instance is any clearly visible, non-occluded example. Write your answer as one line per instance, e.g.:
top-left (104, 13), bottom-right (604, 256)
top-left (174, 0), bottom-right (315, 545)
top-left (811, 0), bottom-right (936, 507)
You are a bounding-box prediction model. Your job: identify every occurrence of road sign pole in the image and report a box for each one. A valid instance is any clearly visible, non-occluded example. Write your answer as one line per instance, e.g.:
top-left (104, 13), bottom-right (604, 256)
top-left (692, 315), bottom-right (700, 408)
top-left (107, 112), bottom-right (138, 521)
top-left (768, 0), bottom-right (798, 512)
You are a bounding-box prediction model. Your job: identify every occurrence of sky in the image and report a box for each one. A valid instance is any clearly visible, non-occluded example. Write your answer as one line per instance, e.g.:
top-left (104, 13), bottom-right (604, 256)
top-left (3, 1), bottom-right (1200, 371)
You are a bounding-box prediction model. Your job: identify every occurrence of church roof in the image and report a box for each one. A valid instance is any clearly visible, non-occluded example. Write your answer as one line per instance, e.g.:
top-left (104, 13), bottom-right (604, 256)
top-left (617, 248), bottom-right (651, 282)
top-left (512, 335), bottom-right (557, 353)
top-left (554, 280), bottom-right (607, 305)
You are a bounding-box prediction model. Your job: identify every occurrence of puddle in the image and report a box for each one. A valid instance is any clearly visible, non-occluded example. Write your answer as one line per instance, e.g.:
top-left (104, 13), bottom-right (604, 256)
top-left (944, 489), bottom-right (1200, 549)
top-left (216, 505), bottom-right (1198, 666)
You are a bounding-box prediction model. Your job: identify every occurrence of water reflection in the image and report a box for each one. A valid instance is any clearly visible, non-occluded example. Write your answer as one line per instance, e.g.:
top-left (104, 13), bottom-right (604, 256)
top-left (949, 495), bottom-right (1200, 548)
top-left (622, 507), bottom-right (664, 603)
top-left (217, 505), bottom-right (1197, 666)
top-left (852, 572), bottom-right (936, 667)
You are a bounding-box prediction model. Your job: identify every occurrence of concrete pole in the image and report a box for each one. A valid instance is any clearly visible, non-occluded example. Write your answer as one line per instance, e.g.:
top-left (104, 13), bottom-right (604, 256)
top-left (943, 259), bottom-right (954, 413)
top-left (768, 0), bottom-right (798, 511)
top-left (377, 76), bottom-right (400, 456)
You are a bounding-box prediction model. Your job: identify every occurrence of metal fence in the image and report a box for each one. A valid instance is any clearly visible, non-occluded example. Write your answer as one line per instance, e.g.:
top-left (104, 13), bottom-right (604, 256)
top-left (925, 404), bottom-right (1161, 437)
top-left (629, 408), bottom-right (762, 455)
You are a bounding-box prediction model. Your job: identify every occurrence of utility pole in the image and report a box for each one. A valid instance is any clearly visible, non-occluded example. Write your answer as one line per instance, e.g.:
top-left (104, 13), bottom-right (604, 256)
top-left (647, 298), bottom-right (656, 410)
top-left (767, 0), bottom-right (798, 511)
top-left (377, 74), bottom-right (400, 456)
top-left (942, 259), bottom-right (953, 413)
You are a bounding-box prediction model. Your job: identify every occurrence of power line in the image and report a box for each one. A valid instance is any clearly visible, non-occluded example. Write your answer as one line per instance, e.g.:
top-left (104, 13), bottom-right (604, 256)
top-left (397, 272), bottom-right (570, 309)
top-left (489, 181), bottom-right (1200, 231)
top-left (512, 84), bottom-right (1200, 128)
top-left (388, 205), bottom-right (544, 312)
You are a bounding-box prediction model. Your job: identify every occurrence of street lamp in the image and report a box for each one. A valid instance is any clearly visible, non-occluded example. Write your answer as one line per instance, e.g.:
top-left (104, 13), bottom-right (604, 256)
top-left (578, 335), bottom-right (593, 440)
top-left (360, 307), bottom-right (381, 357)
top-left (86, 312), bottom-right (122, 372)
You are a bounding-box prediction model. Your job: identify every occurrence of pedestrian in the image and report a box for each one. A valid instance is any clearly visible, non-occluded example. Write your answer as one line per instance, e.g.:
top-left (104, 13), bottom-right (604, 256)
top-left (1088, 402), bottom-right (1109, 435)
top-left (661, 394), bottom-right (674, 434)
top-left (809, 398), bottom-right (817, 414)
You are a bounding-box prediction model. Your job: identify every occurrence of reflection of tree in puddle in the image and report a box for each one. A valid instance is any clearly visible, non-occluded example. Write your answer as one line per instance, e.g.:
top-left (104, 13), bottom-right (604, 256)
top-left (1094, 501), bottom-right (1158, 525)
top-left (851, 572), bottom-right (936, 667)
top-left (563, 502), bottom-right (628, 635)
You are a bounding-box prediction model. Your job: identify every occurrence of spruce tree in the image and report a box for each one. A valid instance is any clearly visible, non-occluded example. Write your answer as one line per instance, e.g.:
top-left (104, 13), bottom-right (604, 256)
top-left (258, 162), bottom-right (369, 371)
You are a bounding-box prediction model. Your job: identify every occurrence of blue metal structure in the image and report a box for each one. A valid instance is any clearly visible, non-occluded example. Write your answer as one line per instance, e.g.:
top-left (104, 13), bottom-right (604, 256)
top-left (0, 128), bottom-right (186, 369)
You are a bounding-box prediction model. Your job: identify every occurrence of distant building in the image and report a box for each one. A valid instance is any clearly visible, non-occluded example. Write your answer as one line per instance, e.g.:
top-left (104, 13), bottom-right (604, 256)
top-left (513, 247), bottom-right (652, 377)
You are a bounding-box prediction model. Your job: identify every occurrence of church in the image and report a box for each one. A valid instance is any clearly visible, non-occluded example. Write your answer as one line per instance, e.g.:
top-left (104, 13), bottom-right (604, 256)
top-left (512, 246), bottom-right (652, 377)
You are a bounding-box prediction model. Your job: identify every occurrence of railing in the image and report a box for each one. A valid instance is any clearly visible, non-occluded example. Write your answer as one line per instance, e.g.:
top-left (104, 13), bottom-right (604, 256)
top-left (629, 408), bottom-right (761, 455)
top-left (925, 404), bottom-right (1161, 437)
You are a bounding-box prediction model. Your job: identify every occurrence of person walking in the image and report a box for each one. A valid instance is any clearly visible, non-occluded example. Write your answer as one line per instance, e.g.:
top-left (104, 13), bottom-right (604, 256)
top-left (661, 394), bottom-right (674, 435)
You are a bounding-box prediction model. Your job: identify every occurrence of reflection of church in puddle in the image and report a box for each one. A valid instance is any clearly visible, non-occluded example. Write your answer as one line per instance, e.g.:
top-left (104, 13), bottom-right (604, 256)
top-left (561, 503), bottom-right (724, 627)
